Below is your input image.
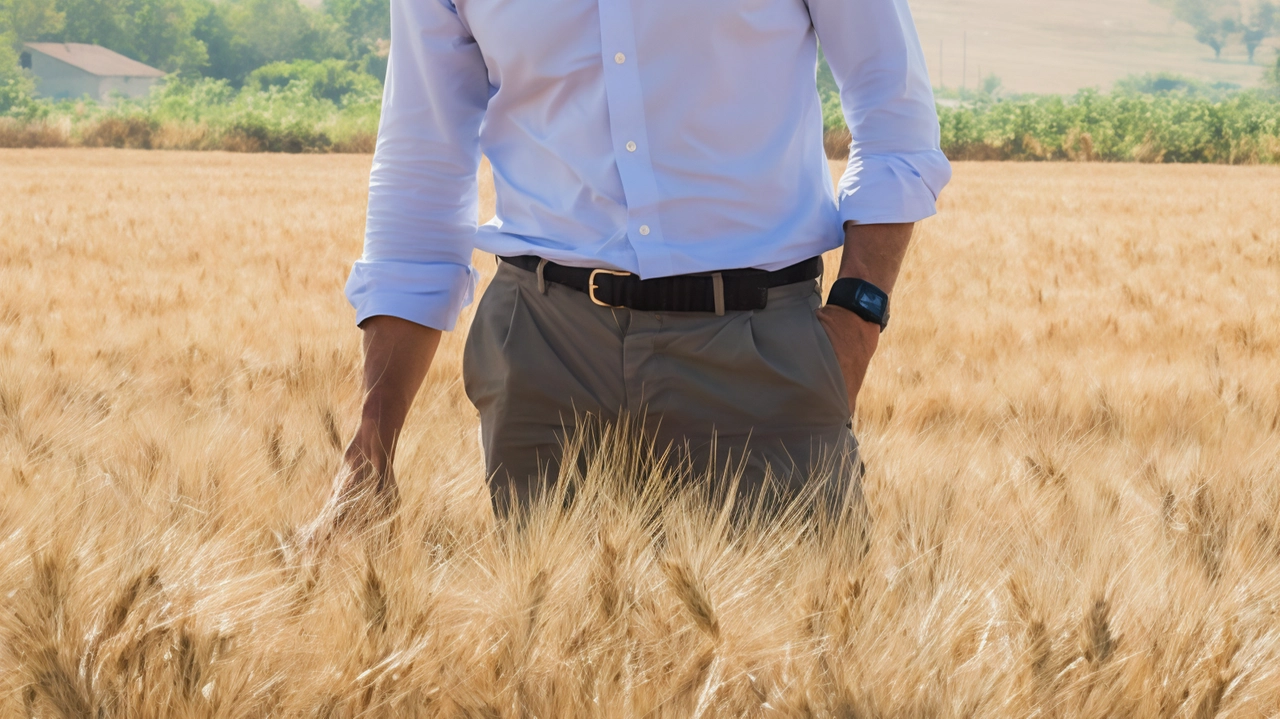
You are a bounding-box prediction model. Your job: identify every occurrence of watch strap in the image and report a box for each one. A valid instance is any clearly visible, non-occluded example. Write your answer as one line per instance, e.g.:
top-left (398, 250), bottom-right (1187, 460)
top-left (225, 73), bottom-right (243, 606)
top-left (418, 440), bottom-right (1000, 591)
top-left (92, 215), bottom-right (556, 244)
top-left (826, 278), bottom-right (890, 331)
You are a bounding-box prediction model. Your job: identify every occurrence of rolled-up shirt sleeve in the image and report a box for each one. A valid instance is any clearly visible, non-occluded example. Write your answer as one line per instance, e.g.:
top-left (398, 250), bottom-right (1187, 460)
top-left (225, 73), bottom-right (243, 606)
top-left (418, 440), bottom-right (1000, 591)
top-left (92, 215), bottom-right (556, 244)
top-left (345, 0), bottom-right (489, 331)
top-left (809, 0), bottom-right (951, 226)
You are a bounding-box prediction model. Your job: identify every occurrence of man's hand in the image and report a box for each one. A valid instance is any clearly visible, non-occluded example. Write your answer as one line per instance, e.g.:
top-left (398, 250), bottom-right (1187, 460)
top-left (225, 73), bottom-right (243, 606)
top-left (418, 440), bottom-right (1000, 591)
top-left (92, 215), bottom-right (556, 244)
top-left (302, 316), bottom-right (441, 549)
top-left (817, 304), bottom-right (880, 413)
top-left (304, 423), bottom-right (401, 543)
top-left (819, 221), bottom-right (915, 412)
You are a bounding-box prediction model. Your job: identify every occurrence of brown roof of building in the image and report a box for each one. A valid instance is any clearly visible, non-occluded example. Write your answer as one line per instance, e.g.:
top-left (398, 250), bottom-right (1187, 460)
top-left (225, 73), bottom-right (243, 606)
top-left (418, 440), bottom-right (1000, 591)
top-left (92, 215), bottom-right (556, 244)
top-left (23, 43), bottom-right (166, 78)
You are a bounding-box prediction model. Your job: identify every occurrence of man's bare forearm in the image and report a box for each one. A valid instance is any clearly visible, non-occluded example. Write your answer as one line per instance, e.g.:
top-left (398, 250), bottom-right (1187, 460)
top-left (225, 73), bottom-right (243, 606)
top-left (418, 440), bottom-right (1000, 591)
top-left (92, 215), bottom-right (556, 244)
top-left (816, 221), bottom-right (916, 411)
top-left (836, 221), bottom-right (915, 291)
top-left (299, 315), bottom-right (439, 542)
top-left (353, 316), bottom-right (442, 472)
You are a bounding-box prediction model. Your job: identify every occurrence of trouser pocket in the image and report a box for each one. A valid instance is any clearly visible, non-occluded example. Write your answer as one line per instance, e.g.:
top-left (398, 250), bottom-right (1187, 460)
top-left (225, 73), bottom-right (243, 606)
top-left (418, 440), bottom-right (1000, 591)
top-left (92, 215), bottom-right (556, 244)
top-left (462, 264), bottom-right (521, 412)
top-left (805, 290), bottom-right (852, 420)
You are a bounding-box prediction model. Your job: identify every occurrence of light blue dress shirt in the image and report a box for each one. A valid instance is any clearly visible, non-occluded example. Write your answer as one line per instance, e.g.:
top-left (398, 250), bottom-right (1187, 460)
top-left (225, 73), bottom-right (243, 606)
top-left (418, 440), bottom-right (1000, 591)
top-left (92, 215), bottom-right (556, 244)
top-left (347, 0), bottom-right (952, 331)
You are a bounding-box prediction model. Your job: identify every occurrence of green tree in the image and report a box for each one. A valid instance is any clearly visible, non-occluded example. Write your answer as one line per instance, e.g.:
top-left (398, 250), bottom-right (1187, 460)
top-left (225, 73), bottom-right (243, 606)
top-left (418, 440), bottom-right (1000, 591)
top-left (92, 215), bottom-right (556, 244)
top-left (54, 0), bottom-right (206, 73)
top-left (1242, 1), bottom-right (1276, 63)
top-left (323, 0), bottom-right (384, 51)
top-left (1195, 16), bottom-right (1237, 58)
top-left (128, 0), bottom-right (206, 72)
top-left (245, 58), bottom-right (378, 104)
top-left (980, 73), bottom-right (1004, 96)
top-left (190, 0), bottom-right (233, 78)
top-left (194, 0), bottom-right (346, 85)
top-left (1155, 0), bottom-right (1241, 58)
top-left (0, 37), bottom-right (36, 110)
top-left (1, 0), bottom-right (60, 109)
top-left (323, 0), bottom-right (387, 79)
top-left (0, 0), bottom-right (64, 50)
top-left (1113, 71), bottom-right (1241, 99)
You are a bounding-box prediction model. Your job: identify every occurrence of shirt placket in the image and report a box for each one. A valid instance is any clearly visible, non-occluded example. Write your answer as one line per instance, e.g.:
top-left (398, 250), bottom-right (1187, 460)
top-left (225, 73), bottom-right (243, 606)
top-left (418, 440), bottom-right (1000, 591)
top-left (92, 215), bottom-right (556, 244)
top-left (596, 0), bottom-right (673, 279)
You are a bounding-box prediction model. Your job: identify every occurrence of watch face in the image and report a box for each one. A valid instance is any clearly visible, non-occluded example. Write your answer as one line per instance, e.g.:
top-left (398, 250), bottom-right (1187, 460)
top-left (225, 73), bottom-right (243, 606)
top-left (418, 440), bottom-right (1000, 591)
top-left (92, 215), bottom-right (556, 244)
top-left (856, 287), bottom-right (886, 316)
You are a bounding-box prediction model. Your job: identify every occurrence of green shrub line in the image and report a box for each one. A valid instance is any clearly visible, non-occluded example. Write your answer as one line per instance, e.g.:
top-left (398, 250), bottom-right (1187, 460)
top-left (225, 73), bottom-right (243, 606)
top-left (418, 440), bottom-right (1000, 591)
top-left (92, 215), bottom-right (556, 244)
top-left (4, 70), bottom-right (1280, 162)
top-left (0, 73), bottom-right (379, 152)
top-left (936, 88), bottom-right (1280, 163)
top-left (824, 83), bottom-right (1280, 164)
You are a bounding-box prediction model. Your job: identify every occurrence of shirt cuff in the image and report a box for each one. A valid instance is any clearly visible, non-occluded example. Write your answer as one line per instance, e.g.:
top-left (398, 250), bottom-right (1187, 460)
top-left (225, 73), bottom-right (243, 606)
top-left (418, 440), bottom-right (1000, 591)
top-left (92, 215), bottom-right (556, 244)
top-left (344, 259), bottom-right (477, 331)
top-left (837, 150), bottom-right (952, 226)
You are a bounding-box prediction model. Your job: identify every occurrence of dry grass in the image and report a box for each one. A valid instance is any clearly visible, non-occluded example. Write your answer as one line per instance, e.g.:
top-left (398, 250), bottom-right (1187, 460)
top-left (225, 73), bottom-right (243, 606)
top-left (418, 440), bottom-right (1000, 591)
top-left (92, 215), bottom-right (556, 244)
top-left (2, 149), bottom-right (1280, 717)
top-left (0, 119), bottom-right (378, 154)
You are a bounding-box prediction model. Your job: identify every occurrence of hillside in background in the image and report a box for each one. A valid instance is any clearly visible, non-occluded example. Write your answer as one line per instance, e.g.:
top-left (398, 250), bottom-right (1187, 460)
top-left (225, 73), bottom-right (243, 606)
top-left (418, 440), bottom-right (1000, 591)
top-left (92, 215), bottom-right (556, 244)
top-left (911, 0), bottom-right (1278, 93)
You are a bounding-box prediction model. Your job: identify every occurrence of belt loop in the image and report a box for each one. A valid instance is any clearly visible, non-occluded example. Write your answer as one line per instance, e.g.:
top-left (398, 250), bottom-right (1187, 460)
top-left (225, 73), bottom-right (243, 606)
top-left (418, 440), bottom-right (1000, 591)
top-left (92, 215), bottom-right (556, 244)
top-left (712, 272), bottom-right (725, 316)
top-left (536, 258), bottom-right (549, 294)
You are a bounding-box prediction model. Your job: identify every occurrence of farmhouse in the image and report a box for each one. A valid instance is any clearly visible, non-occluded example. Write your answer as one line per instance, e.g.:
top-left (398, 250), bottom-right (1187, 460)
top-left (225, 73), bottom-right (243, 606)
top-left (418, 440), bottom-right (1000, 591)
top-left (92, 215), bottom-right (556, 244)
top-left (19, 43), bottom-right (165, 101)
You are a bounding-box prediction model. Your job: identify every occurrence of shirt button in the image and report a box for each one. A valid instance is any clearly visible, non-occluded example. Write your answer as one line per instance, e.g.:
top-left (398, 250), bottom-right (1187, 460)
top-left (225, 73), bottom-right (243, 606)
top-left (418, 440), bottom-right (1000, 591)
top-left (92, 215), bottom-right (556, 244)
top-left (626, 141), bottom-right (637, 152)
top-left (639, 225), bottom-right (651, 236)
top-left (614, 52), bottom-right (626, 64)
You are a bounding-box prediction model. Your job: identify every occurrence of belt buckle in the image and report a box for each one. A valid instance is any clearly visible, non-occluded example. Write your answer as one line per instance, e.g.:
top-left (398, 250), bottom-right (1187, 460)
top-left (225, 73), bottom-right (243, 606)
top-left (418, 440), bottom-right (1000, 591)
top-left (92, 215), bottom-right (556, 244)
top-left (588, 268), bottom-right (630, 308)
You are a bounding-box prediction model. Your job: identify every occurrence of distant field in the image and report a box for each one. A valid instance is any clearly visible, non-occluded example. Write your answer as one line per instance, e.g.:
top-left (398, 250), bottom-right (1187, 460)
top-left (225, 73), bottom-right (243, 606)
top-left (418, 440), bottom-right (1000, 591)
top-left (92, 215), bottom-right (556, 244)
top-left (913, 0), bottom-right (1279, 93)
top-left (3, 150), bottom-right (1280, 715)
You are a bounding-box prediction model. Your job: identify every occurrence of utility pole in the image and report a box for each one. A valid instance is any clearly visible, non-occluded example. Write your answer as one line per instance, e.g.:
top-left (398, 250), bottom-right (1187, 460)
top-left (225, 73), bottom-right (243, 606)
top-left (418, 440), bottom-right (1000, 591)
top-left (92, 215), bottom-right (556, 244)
top-left (963, 31), bottom-right (968, 91)
top-left (939, 39), bottom-right (944, 89)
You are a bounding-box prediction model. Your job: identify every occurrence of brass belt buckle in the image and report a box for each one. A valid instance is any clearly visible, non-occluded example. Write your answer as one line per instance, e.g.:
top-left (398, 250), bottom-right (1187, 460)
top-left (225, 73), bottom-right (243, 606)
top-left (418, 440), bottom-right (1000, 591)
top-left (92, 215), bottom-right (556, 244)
top-left (588, 268), bottom-right (631, 308)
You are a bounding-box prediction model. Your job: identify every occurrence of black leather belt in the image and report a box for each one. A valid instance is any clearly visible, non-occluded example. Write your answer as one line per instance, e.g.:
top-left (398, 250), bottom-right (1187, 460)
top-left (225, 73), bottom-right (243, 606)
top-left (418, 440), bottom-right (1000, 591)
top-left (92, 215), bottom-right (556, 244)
top-left (499, 254), bottom-right (823, 313)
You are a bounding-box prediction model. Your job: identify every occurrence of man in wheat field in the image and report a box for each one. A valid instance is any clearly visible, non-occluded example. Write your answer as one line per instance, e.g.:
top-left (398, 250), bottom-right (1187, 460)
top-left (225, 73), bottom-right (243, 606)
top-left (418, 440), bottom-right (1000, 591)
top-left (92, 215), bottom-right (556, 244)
top-left (316, 0), bottom-right (951, 523)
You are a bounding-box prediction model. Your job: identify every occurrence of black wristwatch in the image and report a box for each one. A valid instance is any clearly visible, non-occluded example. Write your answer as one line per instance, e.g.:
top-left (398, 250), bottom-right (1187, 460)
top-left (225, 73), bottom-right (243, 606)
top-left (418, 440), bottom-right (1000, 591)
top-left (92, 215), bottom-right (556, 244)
top-left (826, 278), bottom-right (890, 332)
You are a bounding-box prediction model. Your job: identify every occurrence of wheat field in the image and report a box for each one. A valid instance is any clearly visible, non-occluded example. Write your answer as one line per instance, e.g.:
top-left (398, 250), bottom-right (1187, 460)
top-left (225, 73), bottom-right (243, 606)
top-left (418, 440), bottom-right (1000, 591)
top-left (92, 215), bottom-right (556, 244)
top-left (2, 149), bottom-right (1280, 718)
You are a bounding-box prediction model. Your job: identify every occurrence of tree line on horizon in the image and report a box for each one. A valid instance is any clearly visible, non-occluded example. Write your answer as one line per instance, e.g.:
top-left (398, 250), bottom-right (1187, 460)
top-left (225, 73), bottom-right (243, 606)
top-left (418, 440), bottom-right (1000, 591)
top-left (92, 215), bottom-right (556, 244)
top-left (0, 0), bottom-right (388, 87)
top-left (3, 0), bottom-right (1279, 97)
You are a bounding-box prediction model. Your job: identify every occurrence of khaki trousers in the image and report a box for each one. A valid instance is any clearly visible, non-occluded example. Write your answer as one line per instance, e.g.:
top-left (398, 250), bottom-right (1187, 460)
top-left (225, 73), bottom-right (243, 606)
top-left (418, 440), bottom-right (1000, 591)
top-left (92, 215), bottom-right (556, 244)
top-left (462, 259), bottom-right (861, 515)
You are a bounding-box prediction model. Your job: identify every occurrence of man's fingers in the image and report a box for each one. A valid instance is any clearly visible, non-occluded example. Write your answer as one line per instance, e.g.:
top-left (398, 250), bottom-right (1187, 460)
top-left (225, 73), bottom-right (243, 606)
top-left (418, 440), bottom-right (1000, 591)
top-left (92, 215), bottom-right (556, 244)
top-left (332, 479), bottom-right (397, 528)
top-left (302, 460), bottom-right (400, 553)
top-left (816, 305), bottom-right (880, 411)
